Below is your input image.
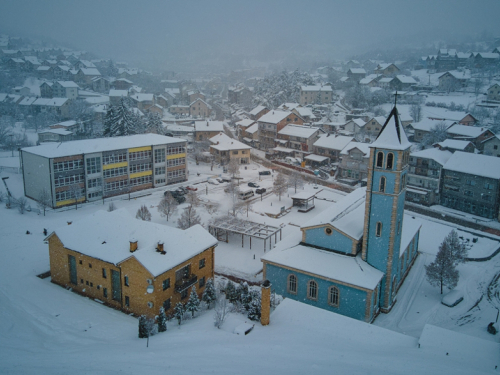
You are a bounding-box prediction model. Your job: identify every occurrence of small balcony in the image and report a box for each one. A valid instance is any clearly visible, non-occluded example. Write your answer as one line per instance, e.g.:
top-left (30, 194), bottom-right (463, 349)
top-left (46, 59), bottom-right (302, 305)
top-left (175, 275), bottom-right (198, 293)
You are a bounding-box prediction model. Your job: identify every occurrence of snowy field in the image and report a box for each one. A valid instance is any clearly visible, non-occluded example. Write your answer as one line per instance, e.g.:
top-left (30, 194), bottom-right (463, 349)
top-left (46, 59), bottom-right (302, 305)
top-left (0, 155), bottom-right (499, 374)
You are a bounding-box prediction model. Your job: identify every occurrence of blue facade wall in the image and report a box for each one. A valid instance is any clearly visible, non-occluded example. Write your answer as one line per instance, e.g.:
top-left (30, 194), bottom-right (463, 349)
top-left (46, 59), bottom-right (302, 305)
top-left (365, 193), bottom-right (393, 273)
top-left (265, 263), bottom-right (371, 321)
top-left (304, 226), bottom-right (354, 254)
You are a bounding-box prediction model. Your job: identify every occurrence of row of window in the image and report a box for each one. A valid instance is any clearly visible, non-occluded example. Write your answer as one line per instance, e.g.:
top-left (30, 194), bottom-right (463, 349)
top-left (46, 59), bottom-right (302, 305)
top-left (155, 166), bottom-right (166, 176)
top-left (287, 275), bottom-right (339, 307)
top-left (55, 188), bottom-right (85, 202)
top-left (130, 175), bottom-right (152, 186)
top-left (168, 169), bottom-right (186, 179)
top-left (54, 173), bottom-right (85, 187)
top-left (54, 159), bottom-right (83, 172)
top-left (129, 150), bottom-right (151, 161)
top-left (129, 162), bottom-right (152, 174)
top-left (167, 157), bottom-right (185, 167)
top-left (87, 177), bottom-right (102, 189)
top-left (103, 153), bottom-right (126, 165)
top-left (104, 179), bottom-right (128, 192)
top-left (103, 166), bottom-right (128, 178)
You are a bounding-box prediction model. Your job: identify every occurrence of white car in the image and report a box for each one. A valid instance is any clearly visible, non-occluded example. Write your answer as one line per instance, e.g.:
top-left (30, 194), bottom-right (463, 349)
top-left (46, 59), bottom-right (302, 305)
top-left (207, 178), bottom-right (219, 185)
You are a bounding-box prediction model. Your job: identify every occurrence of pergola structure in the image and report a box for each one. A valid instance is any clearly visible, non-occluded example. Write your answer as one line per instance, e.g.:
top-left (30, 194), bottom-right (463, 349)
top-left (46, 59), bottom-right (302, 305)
top-left (208, 216), bottom-right (282, 251)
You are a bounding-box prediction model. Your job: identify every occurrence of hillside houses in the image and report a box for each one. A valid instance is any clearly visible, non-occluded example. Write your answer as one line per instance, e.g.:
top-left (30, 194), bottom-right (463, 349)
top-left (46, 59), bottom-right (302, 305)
top-left (313, 134), bottom-right (354, 164)
top-left (299, 85), bottom-right (333, 105)
top-left (258, 110), bottom-right (304, 150)
top-left (276, 124), bottom-right (322, 153)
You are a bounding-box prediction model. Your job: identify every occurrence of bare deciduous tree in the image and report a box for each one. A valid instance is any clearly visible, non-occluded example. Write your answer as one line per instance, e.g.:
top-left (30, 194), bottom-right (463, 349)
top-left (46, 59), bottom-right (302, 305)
top-left (214, 284), bottom-right (230, 329)
top-left (68, 184), bottom-right (84, 210)
top-left (287, 171), bottom-right (305, 193)
top-left (410, 103), bottom-right (422, 123)
top-left (225, 179), bottom-right (241, 216)
top-left (107, 202), bottom-right (116, 212)
top-left (158, 194), bottom-right (178, 221)
top-left (227, 158), bottom-right (240, 178)
top-left (273, 172), bottom-right (288, 201)
top-left (37, 188), bottom-right (51, 216)
top-left (17, 197), bottom-right (28, 214)
top-left (136, 205), bottom-right (152, 221)
top-left (177, 205), bottom-right (202, 229)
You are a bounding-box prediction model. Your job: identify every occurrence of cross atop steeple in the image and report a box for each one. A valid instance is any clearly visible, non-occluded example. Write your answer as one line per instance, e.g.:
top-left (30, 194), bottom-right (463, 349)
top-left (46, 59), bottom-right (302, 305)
top-left (394, 91), bottom-right (399, 106)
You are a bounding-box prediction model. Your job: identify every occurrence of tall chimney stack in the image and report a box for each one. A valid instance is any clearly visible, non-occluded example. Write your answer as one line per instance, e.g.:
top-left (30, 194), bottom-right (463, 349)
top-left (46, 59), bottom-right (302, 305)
top-left (157, 241), bottom-right (164, 252)
top-left (129, 239), bottom-right (138, 252)
top-left (260, 279), bottom-right (271, 326)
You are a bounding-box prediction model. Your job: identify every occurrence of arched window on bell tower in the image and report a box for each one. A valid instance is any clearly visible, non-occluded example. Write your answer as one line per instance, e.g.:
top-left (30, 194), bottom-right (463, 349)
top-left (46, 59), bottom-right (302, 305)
top-left (376, 152), bottom-right (384, 168)
top-left (386, 152), bottom-right (394, 170)
top-left (376, 222), bottom-right (382, 237)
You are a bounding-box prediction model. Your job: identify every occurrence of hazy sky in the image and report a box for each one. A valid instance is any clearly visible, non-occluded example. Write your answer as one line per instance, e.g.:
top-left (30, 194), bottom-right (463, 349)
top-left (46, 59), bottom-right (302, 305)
top-left (1, 0), bottom-right (500, 73)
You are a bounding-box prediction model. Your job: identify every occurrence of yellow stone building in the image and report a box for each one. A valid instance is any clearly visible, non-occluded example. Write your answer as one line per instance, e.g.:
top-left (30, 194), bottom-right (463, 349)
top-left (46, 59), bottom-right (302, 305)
top-left (47, 209), bottom-right (217, 318)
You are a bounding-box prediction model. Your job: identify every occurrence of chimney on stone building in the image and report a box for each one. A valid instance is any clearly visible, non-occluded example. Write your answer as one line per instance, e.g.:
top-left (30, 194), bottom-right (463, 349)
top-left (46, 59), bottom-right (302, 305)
top-left (260, 279), bottom-right (271, 326)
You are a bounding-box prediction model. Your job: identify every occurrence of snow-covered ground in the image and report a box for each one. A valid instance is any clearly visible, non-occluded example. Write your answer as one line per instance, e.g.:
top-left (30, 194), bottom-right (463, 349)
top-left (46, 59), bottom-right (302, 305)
top-left (0, 154), bottom-right (499, 374)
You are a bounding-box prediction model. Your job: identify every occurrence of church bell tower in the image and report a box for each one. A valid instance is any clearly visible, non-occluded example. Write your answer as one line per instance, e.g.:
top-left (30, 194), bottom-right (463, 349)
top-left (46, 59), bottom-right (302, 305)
top-left (362, 105), bottom-right (411, 311)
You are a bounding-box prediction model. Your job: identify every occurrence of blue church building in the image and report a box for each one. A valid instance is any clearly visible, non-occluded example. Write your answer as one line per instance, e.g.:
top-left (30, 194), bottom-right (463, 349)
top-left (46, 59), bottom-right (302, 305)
top-left (261, 106), bottom-right (422, 322)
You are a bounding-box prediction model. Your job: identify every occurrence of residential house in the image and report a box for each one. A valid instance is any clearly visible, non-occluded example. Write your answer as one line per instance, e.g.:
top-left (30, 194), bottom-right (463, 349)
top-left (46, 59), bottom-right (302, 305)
top-left (114, 78), bottom-right (134, 90)
top-left (156, 95), bottom-right (172, 109)
top-left (235, 119), bottom-right (255, 138)
top-left (313, 134), bottom-right (354, 164)
top-left (406, 148), bottom-right (452, 206)
top-left (346, 68), bottom-right (366, 83)
top-left (363, 116), bottom-right (386, 137)
top-left (438, 71), bottom-right (470, 91)
top-left (169, 105), bottom-right (190, 116)
top-left (471, 52), bottom-right (499, 69)
top-left (21, 134), bottom-right (188, 208)
top-left (412, 119), bottom-right (456, 143)
top-left (258, 110), bottom-right (304, 150)
top-left (194, 120), bottom-right (225, 142)
top-left (300, 85), bottom-right (333, 105)
top-left (47, 209), bottom-right (216, 319)
top-left (187, 90), bottom-right (205, 104)
top-left (277, 124), bottom-right (322, 154)
top-left (189, 98), bottom-right (212, 118)
top-left (52, 81), bottom-right (79, 99)
top-left (76, 68), bottom-right (102, 86)
top-left (52, 65), bottom-right (70, 80)
top-left (435, 49), bottom-right (458, 72)
top-left (374, 63), bottom-right (400, 76)
top-left (228, 85), bottom-right (253, 108)
top-left (91, 77), bottom-right (110, 93)
top-left (433, 139), bottom-right (476, 153)
top-left (344, 118), bottom-right (366, 135)
top-left (248, 105), bottom-right (269, 121)
top-left (23, 56), bottom-right (41, 71)
top-left (73, 60), bottom-right (96, 70)
top-left (32, 98), bottom-right (71, 118)
top-left (389, 75), bottom-right (417, 91)
top-left (292, 107), bottom-right (315, 123)
top-left (108, 90), bottom-right (128, 106)
top-left (446, 124), bottom-right (494, 151)
top-left (6, 57), bottom-right (25, 71)
top-left (482, 135), bottom-right (500, 157)
top-left (40, 82), bottom-right (54, 98)
top-left (242, 123), bottom-right (259, 145)
top-left (337, 141), bottom-right (370, 182)
top-left (145, 104), bottom-right (164, 116)
top-left (12, 86), bottom-right (31, 96)
top-left (359, 74), bottom-right (382, 87)
top-left (38, 129), bottom-right (74, 143)
top-left (209, 133), bottom-right (251, 165)
top-left (130, 93), bottom-right (155, 112)
top-left (458, 113), bottom-right (478, 126)
top-left (487, 83), bottom-right (500, 102)
top-left (50, 120), bottom-right (80, 132)
top-left (441, 152), bottom-right (500, 220)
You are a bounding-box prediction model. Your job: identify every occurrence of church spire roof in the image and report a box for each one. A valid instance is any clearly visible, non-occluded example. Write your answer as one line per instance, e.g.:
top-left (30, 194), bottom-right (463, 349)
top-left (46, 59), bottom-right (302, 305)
top-left (370, 105), bottom-right (411, 151)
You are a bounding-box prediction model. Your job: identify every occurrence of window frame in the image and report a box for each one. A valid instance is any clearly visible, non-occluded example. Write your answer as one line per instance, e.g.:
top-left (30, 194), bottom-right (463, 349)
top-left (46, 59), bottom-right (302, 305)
top-left (328, 286), bottom-right (339, 307)
top-left (376, 222), bottom-right (383, 237)
top-left (307, 280), bottom-right (318, 301)
top-left (287, 274), bottom-right (297, 294)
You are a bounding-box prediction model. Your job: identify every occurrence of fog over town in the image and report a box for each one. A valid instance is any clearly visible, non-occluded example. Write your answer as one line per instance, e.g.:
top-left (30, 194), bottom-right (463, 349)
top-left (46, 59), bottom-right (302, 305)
top-left (1, 1), bottom-right (500, 374)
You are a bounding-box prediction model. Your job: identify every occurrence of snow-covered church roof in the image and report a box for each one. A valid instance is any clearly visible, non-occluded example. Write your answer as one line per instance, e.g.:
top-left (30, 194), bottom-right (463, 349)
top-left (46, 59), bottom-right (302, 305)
top-left (370, 106), bottom-right (412, 151)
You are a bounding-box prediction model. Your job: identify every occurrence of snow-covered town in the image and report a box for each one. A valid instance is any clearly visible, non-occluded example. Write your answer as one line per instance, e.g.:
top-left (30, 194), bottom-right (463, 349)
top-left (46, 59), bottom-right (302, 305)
top-left (1, 1), bottom-right (500, 374)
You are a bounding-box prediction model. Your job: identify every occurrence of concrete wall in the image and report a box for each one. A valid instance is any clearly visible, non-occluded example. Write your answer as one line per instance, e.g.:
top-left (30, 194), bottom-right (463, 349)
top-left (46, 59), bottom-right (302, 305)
top-left (21, 151), bottom-right (53, 206)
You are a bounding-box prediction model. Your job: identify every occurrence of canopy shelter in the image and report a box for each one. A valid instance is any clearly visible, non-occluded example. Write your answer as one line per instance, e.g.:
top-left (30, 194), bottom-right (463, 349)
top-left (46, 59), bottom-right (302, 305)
top-left (291, 191), bottom-right (316, 212)
top-left (304, 154), bottom-right (330, 168)
top-left (208, 216), bottom-right (282, 251)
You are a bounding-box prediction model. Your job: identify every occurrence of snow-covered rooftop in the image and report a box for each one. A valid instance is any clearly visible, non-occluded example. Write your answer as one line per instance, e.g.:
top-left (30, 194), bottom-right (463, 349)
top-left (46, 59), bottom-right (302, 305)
top-left (304, 154), bottom-right (329, 162)
top-left (278, 124), bottom-right (318, 138)
top-left (235, 119), bottom-right (255, 128)
top-left (32, 98), bottom-right (69, 107)
top-left (249, 105), bottom-right (268, 116)
top-left (443, 151), bottom-right (500, 179)
top-left (56, 81), bottom-right (79, 88)
top-left (194, 121), bottom-right (224, 132)
top-left (313, 134), bottom-right (354, 151)
top-left (301, 85), bottom-right (333, 92)
top-left (412, 119), bottom-right (455, 132)
top-left (435, 139), bottom-right (473, 150)
top-left (209, 133), bottom-right (251, 151)
top-left (21, 134), bottom-right (185, 158)
top-left (51, 209), bottom-right (217, 277)
top-left (410, 148), bottom-right (452, 166)
top-left (446, 124), bottom-right (489, 138)
top-left (340, 141), bottom-right (370, 156)
top-left (38, 129), bottom-right (73, 136)
top-left (258, 110), bottom-right (293, 124)
top-left (245, 123), bottom-right (259, 135)
top-left (109, 89), bottom-right (128, 97)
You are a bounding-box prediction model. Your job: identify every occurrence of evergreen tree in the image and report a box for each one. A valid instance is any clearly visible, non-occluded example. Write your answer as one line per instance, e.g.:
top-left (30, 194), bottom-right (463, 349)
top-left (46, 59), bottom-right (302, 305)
top-left (425, 239), bottom-right (460, 294)
top-left (157, 307), bottom-right (167, 332)
top-left (185, 286), bottom-right (200, 318)
top-left (225, 281), bottom-right (239, 303)
top-left (202, 278), bottom-right (217, 309)
top-left (103, 105), bottom-right (117, 137)
top-left (247, 291), bottom-right (261, 321)
top-left (443, 230), bottom-right (468, 265)
top-left (138, 315), bottom-right (148, 338)
top-left (136, 205), bottom-right (152, 221)
top-left (115, 97), bottom-right (136, 136)
top-left (146, 112), bottom-right (164, 134)
top-left (174, 302), bottom-right (184, 325)
top-left (237, 282), bottom-right (251, 310)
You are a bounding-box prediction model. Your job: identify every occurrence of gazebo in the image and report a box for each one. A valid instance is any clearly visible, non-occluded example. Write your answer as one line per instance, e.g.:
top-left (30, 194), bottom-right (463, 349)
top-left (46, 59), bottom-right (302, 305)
top-left (291, 191), bottom-right (316, 212)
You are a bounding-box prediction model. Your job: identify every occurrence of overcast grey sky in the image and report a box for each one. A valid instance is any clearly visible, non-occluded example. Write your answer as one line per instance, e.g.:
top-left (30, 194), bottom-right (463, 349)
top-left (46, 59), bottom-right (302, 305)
top-left (1, 0), bottom-right (499, 72)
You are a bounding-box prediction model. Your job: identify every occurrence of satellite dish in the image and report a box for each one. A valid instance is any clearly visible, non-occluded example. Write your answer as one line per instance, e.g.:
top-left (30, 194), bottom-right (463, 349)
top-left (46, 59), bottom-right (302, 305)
top-left (147, 285), bottom-right (154, 294)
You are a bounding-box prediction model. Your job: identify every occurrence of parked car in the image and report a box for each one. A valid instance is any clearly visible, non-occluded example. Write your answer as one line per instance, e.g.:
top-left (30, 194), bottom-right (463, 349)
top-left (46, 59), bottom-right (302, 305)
top-left (259, 170), bottom-right (271, 176)
top-left (177, 186), bottom-right (188, 195)
top-left (256, 188), bottom-right (267, 195)
top-left (216, 178), bottom-right (224, 183)
top-left (248, 182), bottom-right (260, 188)
top-left (164, 190), bottom-right (186, 204)
top-left (186, 186), bottom-right (198, 191)
top-left (207, 178), bottom-right (219, 185)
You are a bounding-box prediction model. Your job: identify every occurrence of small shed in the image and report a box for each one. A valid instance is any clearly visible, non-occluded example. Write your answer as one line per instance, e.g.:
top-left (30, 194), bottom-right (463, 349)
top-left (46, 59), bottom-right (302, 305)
top-left (304, 154), bottom-right (330, 168)
top-left (292, 191), bottom-right (316, 212)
